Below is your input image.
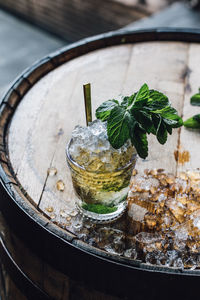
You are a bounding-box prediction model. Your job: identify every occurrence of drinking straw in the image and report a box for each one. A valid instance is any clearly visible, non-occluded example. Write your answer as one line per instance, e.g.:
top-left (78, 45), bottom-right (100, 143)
top-left (83, 83), bottom-right (92, 126)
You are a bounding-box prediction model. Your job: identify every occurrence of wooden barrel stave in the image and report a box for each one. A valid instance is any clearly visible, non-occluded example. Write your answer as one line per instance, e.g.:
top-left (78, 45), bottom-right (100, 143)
top-left (0, 212), bottom-right (124, 300)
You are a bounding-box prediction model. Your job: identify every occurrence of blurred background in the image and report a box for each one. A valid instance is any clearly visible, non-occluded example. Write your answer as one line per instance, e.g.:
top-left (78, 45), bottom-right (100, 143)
top-left (0, 0), bottom-right (200, 98)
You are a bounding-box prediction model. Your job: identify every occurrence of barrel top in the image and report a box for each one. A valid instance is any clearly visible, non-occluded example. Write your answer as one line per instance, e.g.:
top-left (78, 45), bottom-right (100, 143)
top-left (1, 29), bottom-right (200, 275)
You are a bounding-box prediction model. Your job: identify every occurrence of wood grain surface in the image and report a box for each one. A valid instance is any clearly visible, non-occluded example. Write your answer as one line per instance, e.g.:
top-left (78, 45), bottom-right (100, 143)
top-left (7, 41), bottom-right (200, 234)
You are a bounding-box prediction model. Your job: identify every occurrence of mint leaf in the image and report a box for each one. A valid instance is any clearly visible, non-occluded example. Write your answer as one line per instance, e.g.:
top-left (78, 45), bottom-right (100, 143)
top-left (191, 89), bottom-right (200, 106)
top-left (128, 94), bottom-right (136, 106)
top-left (121, 94), bottom-right (136, 108)
top-left (165, 123), bottom-right (172, 135)
top-left (164, 115), bottom-right (183, 128)
top-left (149, 90), bottom-right (169, 101)
top-left (132, 83), bottom-right (149, 107)
top-left (107, 106), bottom-right (131, 148)
top-left (151, 106), bottom-right (183, 128)
top-left (148, 90), bottom-right (169, 102)
top-left (163, 117), bottom-right (180, 126)
top-left (151, 105), bottom-right (176, 115)
top-left (183, 114), bottom-right (200, 129)
top-left (130, 122), bottom-right (148, 159)
top-left (96, 99), bottom-right (119, 121)
top-left (131, 109), bottom-right (154, 134)
top-left (194, 114), bottom-right (200, 122)
top-left (156, 117), bottom-right (167, 144)
top-left (191, 94), bottom-right (200, 106)
top-left (151, 114), bottom-right (160, 130)
top-left (147, 90), bottom-right (169, 110)
top-left (121, 96), bottom-right (129, 107)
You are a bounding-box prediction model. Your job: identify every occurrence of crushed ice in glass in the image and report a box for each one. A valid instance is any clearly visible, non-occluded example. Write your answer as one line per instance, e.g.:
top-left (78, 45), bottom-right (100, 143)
top-left (68, 119), bottom-right (136, 172)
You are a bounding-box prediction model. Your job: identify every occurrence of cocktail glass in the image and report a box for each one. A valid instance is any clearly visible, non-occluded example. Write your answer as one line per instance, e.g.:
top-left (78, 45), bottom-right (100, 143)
top-left (66, 139), bottom-right (137, 222)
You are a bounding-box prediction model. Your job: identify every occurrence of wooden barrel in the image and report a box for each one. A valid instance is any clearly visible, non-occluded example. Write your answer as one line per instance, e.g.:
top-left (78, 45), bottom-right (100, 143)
top-left (1, 29), bottom-right (200, 300)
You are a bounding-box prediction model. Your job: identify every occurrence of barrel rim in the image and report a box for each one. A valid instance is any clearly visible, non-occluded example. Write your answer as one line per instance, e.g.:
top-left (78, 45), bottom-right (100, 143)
top-left (1, 28), bottom-right (200, 279)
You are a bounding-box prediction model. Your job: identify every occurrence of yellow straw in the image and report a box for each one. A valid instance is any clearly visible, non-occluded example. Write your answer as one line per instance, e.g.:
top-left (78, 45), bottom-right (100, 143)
top-left (83, 83), bottom-right (92, 126)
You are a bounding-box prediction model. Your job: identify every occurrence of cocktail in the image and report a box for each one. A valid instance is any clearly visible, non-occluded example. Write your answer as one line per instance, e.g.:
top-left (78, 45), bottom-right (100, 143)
top-left (66, 83), bottom-right (182, 222)
top-left (66, 120), bottom-right (137, 222)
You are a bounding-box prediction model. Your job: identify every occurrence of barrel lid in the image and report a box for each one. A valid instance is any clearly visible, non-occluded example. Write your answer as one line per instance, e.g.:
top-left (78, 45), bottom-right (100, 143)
top-left (1, 29), bottom-right (200, 294)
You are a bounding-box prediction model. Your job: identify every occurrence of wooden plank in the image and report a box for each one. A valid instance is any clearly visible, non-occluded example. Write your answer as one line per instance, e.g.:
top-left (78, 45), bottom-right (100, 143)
top-left (0, 212), bottom-right (44, 291)
top-left (8, 64), bottom-right (78, 204)
top-left (68, 279), bottom-right (121, 300)
top-left (43, 264), bottom-right (70, 300)
top-left (177, 43), bottom-right (200, 173)
top-left (0, 212), bottom-right (71, 300)
top-left (6, 277), bottom-right (27, 300)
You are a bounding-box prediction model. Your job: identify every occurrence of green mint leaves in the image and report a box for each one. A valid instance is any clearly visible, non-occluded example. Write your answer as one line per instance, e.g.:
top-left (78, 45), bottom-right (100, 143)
top-left (183, 114), bottom-right (200, 129)
top-left (95, 99), bottom-right (119, 121)
top-left (183, 88), bottom-right (200, 129)
top-left (107, 106), bottom-right (130, 148)
top-left (190, 88), bottom-right (200, 106)
top-left (95, 83), bottom-right (182, 159)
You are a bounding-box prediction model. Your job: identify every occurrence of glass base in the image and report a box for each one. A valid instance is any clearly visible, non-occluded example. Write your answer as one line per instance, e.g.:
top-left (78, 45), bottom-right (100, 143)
top-left (76, 201), bottom-right (127, 223)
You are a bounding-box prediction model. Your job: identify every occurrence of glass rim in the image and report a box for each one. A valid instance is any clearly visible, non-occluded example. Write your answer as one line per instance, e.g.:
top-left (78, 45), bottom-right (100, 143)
top-left (66, 139), bottom-right (137, 174)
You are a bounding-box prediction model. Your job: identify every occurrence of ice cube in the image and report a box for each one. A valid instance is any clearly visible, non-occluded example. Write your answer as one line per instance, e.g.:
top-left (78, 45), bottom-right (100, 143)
top-left (47, 167), bottom-right (57, 176)
top-left (128, 203), bottom-right (148, 222)
top-left (124, 248), bottom-right (137, 259)
top-left (45, 206), bottom-right (54, 213)
top-left (174, 224), bottom-right (189, 241)
top-left (56, 180), bottom-right (65, 191)
top-left (166, 198), bottom-right (186, 223)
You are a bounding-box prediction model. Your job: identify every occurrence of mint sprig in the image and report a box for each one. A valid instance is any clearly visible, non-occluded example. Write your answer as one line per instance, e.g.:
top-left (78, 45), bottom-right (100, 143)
top-left (183, 88), bottom-right (200, 129)
top-left (190, 88), bottom-right (200, 106)
top-left (183, 114), bottom-right (200, 129)
top-left (182, 88), bottom-right (200, 128)
top-left (95, 83), bottom-right (182, 159)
